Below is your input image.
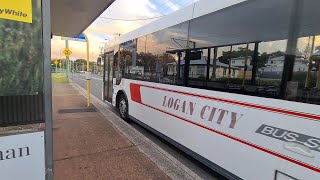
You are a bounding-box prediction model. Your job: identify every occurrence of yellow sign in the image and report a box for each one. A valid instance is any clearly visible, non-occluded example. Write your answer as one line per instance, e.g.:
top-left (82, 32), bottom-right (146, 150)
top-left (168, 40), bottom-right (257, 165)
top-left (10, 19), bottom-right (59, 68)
top-left (63, 48), bottom-right (72, 57)
top-left (0, 0), bottom-right (32, 23)
top-left (54, 60), bottom-right (58, 65)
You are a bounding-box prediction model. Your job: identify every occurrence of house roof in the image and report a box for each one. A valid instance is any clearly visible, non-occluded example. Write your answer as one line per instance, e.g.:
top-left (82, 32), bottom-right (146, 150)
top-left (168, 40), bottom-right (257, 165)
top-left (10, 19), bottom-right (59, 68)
top-left (231, 56), bottom-right (252, 61)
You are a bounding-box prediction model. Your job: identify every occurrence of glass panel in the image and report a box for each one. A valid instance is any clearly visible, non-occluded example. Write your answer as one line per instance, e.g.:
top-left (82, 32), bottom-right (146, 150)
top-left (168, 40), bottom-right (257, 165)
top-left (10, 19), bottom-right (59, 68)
top-left (0, 0), bottom-right (45, 126)
top-left (0, 0), bottom-right (43, 96)
top-left (282, 0), bottom-right (320, 105)
top-left (133, 22), bottom-right (188, 84)
top-left (113, 45), bottom-right (121, 84)
top-left (178, 52), bottom-right (186, 79)
top-left (107, 54), bottom-right (114, 102)
top-left (120, 39), bottom-right (137, 79)
top-left (228, 44), bottom-right (255, 89)
top-left (188, 49), bottom-right (208, 81)
top-left (287, 36), bottom-right (320, 104)
top-left (256, 40), bottom-right (287, 97)
top-left (158, 53), bottom-right (178, 84)
top-left (213, 46), bottom-right (231, 82)
top-left (104, 52), bottom-right (113, 102)
top-left (207, 46), bottom-right (231, 90)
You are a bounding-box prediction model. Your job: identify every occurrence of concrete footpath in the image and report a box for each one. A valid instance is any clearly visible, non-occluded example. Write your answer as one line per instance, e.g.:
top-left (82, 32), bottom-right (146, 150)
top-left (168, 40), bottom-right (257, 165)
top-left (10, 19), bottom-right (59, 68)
top-left (52, 82), bottom-right (170, 180)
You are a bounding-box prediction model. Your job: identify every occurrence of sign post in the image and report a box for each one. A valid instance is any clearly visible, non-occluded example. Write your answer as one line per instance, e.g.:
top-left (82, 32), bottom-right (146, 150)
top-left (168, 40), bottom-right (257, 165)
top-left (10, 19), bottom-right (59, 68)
top-left (62, 34), bottom-right (91, 106)
top-left (54, 60), bottom-right (58, 73)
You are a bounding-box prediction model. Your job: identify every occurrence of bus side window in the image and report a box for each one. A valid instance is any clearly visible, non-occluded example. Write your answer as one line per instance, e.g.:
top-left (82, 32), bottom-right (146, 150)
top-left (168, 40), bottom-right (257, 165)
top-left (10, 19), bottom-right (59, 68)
top-left (287, 36), bottom-right (320, 105)
top-left (208, 44), bottom-right (255, 93)
top-left (120, 40), bottom-right (137, 80)
top-left (255, 40), bottom-right (287, 98)
top-left (208, 46), bottom-right (231, 90)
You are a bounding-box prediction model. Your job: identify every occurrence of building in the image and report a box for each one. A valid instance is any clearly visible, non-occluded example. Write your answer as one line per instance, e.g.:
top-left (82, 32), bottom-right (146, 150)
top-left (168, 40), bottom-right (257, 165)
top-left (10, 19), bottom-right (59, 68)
top-left (260, 56), bottom-right (308, 73)
top-left (230, 56), bottom-right (252, 68)
top-left (168, 56), bottom-right (241, 79)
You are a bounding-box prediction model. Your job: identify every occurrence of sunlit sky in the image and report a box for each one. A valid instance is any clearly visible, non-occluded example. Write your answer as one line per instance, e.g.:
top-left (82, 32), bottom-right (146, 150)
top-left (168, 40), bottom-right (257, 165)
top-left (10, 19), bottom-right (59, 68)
top-left (51, 0), bottom-right (199, 61)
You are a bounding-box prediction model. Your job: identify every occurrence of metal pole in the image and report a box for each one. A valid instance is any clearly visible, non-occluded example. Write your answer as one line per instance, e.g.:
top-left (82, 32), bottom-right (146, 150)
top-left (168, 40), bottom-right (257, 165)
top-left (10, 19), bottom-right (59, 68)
top-left (305, 36), bottom-right (315, 88)
top-left (280, 0), bottom-right (303, 97)
top-left (83, 33), bottom-right (91, 107)
top-left (241, 43), bottom-right (250, 88)
top-left (317, 64), bottom-right (320, 89)
top-left (42, 0), bottom-right (53, 179)
top-left (65, 40), bottom-right (69, 77)
top-left (227, 46), bottom-right (233, 86)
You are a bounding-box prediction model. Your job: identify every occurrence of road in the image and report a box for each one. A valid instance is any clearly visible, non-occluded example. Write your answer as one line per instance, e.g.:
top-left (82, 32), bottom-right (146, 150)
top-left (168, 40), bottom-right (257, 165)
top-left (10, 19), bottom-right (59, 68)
top-left (70, 72), bottom-right (224, 180)
top-left (70, 72), bottom-right (103, 100)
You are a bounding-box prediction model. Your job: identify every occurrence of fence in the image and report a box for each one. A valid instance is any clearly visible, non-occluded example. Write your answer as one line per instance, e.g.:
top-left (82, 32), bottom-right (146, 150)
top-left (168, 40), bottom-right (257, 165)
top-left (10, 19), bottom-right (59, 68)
top-left (0, 95), bottom-right (44, 127)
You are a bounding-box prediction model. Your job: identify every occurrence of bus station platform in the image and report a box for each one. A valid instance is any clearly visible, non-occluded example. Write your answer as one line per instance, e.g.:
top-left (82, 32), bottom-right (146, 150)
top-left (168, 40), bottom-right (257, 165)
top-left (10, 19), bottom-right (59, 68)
top-left (52, 82), bottom-right (170, 180)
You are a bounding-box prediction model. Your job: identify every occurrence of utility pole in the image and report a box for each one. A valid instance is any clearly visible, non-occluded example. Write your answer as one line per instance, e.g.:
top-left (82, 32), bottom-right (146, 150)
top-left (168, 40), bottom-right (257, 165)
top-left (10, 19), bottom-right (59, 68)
top-left (99, 46), bottom-right (104, 75)
top-left (55, 61), bottom-right (57, 73)
top-left (65, 40), bottom-right (69, 77)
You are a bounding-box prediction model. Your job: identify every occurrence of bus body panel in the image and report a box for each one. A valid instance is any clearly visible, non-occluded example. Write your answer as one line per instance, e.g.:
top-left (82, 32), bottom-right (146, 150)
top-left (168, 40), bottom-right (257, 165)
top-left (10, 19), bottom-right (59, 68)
top-left (113, 78), bottom-right (320, 180)
top-left (103, 1), bottom-right (320, 179)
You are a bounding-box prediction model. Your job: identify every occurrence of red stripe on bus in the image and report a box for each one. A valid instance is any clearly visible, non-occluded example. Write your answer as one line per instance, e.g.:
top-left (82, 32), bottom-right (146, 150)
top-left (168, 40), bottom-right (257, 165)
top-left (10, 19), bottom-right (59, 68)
top-left (140, 102), bottom-right (320, 173)
top-left (130, 83), bottom-right (142, 103)
top-left (138, 84), bottom-right (320, 121)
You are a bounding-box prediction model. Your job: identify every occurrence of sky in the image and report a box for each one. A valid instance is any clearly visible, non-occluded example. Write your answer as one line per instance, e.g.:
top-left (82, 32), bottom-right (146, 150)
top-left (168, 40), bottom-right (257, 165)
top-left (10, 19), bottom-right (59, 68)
top-left (51, 0), bottom-right (199, 61)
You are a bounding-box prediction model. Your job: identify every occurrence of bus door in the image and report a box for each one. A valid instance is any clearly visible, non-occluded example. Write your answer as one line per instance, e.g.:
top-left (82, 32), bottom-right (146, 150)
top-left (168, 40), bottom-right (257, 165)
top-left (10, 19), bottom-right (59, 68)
top-left (103, 52), bottom-right (114, 103)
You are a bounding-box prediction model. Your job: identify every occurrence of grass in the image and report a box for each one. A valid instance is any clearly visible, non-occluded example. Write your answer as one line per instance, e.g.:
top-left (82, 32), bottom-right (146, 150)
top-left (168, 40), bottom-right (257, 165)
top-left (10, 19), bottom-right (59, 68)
top-left (52, 73), bottom-right (69, 83)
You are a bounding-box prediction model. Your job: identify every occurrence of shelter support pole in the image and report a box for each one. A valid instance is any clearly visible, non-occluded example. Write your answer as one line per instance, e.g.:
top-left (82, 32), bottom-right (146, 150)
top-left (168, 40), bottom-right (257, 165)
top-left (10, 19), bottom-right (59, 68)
top-left (83, 33), bottom-right (91, 107)
top-left (43, 0), bottom-right (54, 179)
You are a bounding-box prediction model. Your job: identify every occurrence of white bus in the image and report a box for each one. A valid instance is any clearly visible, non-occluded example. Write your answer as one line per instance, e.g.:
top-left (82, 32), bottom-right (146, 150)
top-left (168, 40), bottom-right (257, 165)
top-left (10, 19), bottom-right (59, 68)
top-left (103, 0), bottom-right (320, 179)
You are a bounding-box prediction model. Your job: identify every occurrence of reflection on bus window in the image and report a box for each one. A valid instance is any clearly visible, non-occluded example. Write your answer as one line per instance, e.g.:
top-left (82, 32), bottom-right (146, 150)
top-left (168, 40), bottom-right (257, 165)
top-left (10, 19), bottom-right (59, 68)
top-left (188, 49), bottom-right (208, 81)
top-left (178, 52), bottom-right (186, 83)
top-left (211, 46), bottom-right (231, 82)
top-left (229, 44), bottom-right (254, 87)
top-left (287, 36), bottom-right (320, 104)
top-left (256, 40), bottom-right (287, 97)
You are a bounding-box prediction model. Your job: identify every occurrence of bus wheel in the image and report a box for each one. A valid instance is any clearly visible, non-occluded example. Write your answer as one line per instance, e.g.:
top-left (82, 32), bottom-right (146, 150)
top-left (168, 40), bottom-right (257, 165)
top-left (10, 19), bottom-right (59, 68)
top-left (118, 94), bottom-right (129, 121)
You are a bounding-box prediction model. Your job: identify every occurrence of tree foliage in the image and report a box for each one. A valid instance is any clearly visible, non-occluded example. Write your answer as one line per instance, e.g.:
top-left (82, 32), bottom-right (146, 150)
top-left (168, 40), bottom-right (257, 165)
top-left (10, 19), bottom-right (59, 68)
top-left (119, 49), bottom-right (176, 72)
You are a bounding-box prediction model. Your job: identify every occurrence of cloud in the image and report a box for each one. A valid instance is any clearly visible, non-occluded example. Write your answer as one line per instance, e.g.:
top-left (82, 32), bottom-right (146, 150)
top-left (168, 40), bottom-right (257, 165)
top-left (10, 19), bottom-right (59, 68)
top-left (51, 0), bottom-right (199, 62)
top-left (52, 0), bottom-right (162, 61)
top-left (163, 1), bottom-right (180, 12)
